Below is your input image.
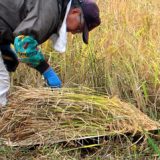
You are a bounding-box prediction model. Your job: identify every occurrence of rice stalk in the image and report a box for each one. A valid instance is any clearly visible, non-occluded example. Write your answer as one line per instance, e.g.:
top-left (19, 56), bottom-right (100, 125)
top-left (0, 87), bottom-right (159, 146)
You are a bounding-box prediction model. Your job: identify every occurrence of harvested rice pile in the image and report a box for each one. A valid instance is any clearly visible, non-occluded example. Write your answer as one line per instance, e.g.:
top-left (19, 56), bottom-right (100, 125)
top-left (0, 87), bottom-right (159, 146)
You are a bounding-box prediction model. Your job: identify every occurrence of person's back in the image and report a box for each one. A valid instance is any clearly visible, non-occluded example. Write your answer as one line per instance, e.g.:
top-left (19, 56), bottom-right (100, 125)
top-left (0, 0), bottom-right (27, 28)
top-left (0, 0), bottom-right (63, 44)
top-left (0, 0), bottom-right (26, 43)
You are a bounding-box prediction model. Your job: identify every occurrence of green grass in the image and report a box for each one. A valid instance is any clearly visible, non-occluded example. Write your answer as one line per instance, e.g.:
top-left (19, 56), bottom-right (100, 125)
top-left (0, 135), bottom-right (160, 160)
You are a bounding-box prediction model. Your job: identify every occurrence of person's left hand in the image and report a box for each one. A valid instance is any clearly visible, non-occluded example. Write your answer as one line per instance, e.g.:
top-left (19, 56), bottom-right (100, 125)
top-left (43, 67), bottom-right (62, 88)
top-left (14, 35), bottom-right (45, 68)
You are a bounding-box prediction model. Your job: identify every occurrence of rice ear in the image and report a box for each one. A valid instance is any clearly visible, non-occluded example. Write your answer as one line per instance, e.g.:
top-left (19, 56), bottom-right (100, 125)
top-left (0, 87), bottom-right (159, 146)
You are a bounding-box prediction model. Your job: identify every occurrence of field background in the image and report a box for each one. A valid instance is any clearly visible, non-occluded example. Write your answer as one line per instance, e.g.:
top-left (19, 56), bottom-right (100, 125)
top-left (3, 0), bottom-right (160, 159)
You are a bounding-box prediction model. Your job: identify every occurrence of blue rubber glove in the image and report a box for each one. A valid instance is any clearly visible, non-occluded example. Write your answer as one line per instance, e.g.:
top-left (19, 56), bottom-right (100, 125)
top-left (43, 67), bottom-right (62, 88)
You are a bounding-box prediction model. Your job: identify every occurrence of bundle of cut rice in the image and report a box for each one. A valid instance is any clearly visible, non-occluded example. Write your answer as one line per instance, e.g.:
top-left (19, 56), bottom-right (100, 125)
top-left (0, 87), bottom-right (159, 146)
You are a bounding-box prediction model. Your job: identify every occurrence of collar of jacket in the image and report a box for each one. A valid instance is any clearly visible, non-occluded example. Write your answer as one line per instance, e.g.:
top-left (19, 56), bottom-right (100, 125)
top-left (56, 0), bottom-right (71, 32)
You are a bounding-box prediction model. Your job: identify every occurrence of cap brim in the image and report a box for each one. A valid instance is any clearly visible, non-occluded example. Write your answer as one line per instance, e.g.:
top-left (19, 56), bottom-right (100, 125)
top-left (82, 22), bottom-right (89, 44)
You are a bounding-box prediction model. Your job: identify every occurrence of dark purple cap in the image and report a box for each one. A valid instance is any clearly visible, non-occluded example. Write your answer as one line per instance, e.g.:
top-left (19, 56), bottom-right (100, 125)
top-left (78, 0), bottom-right (101, 44)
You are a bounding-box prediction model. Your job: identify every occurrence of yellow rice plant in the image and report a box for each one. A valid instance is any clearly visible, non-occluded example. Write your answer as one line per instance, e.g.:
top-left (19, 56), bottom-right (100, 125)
top-left (11, 0), bottom-right (160, 114)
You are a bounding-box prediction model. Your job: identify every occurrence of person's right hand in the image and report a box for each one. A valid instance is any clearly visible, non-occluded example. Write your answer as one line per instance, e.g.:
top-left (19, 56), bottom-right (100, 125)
top-left (0, 44), bottom-right (19, 72)
top-left (43, 67), bottom-right (62, 88)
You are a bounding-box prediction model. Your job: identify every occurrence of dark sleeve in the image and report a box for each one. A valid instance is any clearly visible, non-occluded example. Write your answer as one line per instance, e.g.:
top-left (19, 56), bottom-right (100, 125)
top-left (13, 0), bottom-right (60, 44)
top-left (35, 60), bottom-right (50, 74)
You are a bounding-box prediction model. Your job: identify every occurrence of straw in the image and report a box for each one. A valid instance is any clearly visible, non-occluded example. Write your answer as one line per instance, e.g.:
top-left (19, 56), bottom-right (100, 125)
top-left (0, 87), bottom-right (159, 146)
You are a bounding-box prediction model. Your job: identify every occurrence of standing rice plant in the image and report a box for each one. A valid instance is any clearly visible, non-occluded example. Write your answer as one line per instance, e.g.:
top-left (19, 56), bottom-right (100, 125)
top-left (11, 0), bottom-right (160, 119)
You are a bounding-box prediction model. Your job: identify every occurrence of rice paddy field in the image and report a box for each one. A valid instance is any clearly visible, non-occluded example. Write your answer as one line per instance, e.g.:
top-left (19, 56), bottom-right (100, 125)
top-left (1, 0), bottom-right (160, 159)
